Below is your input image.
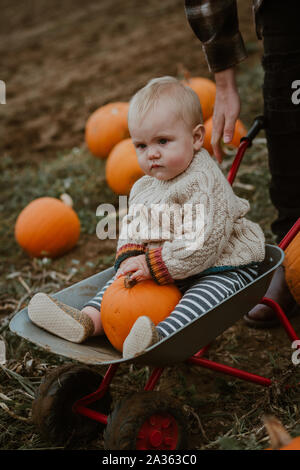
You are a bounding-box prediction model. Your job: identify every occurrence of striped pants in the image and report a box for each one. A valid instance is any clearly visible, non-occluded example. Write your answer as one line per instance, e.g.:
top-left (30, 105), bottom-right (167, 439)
top-left (83, 264), bottom-right (261, 338)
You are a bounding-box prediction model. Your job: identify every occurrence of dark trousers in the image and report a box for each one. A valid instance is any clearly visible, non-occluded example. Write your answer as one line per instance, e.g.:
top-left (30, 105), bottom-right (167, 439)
top-left (260, 1), bottom-right (300, 243)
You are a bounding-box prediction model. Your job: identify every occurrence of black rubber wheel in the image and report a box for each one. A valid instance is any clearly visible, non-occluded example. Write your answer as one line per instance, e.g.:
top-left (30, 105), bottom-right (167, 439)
top-left (104, 391), bottom-right (189, 450)
top-left (32, 363), bottom-right (112, 445)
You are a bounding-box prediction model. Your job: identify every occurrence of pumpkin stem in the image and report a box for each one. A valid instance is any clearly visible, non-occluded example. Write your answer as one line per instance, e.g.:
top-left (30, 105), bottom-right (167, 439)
top-left (60, 193), bottom-right (74, 207)
top-left (124, 274), bottom-right (137, 289)
top-left (263, 415), bottom-right (292, 449)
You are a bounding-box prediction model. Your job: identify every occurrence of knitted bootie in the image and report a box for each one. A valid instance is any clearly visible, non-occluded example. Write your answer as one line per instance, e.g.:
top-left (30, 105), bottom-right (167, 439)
top-left (122, 316), bottom-right (161, 359)
top-left (28, 292), bottom-right (95, 343)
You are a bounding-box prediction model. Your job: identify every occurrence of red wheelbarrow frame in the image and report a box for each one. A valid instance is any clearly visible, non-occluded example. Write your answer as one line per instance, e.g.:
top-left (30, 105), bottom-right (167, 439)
top-left (73, 116), bottom-right (300, 427)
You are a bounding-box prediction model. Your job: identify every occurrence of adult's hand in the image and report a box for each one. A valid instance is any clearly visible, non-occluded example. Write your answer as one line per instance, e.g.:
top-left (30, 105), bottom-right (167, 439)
top-left (212, 68), bottom-right (241, 163)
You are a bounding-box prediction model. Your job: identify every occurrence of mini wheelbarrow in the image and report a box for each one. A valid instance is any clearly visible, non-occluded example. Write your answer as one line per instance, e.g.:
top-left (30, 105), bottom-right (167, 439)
top-left (9, 116), bottom-right (300, 450)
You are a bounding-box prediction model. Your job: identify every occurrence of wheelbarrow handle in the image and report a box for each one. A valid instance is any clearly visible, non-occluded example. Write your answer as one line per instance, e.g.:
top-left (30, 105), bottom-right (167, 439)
top-left (227, 115), bottom-right (265, 186)
top-left (241, 115), bottom-right (265, 147)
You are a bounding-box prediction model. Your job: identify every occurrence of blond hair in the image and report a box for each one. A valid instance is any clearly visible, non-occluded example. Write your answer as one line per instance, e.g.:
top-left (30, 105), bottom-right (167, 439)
top-left (128, 76), bottom-right (203, 130)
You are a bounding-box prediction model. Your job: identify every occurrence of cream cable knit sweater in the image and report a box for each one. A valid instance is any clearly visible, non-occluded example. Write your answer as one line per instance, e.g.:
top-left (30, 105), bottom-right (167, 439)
top-left (116, 148), bottom-right (265, 281)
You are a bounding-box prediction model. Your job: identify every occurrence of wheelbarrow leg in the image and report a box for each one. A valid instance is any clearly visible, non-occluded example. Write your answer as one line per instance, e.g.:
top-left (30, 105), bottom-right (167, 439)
top-left (144, 367), bottom-right (164, 391)
top-left (73, 363), bottom-right (119, 424)
top-left (261, 297), bottom-right (300, 342)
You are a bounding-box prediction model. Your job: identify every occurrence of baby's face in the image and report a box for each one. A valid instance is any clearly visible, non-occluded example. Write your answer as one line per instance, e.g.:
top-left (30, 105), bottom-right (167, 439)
top-left (130, 100), bottom-right (204, 181)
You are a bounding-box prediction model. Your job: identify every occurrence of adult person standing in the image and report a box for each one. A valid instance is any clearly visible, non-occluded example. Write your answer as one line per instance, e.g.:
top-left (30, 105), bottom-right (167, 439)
top-left (184, 0), bottom-right (300, 327)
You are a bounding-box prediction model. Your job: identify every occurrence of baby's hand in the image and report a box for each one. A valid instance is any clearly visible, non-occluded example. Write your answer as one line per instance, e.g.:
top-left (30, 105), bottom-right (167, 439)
top-left (116, 255), bottom-right (152, 282)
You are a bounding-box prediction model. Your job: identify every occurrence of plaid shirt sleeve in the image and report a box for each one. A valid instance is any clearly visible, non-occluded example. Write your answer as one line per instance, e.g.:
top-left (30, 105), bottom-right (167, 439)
top-left (184, 0), bottom-right (248, 73)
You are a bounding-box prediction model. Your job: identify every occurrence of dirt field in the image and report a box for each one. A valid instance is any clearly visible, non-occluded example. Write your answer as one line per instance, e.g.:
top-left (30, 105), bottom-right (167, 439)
top-left (0, 0), bottom-right (261, 163)
top-left (1, 0), bottom-right (300, 452)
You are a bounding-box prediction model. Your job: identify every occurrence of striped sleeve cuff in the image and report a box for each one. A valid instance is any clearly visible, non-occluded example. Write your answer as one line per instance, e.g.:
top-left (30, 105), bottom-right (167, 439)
top-left (114, 244), bottom-right (146, 272)
top-left (145, 247), bottom-right (174, 285)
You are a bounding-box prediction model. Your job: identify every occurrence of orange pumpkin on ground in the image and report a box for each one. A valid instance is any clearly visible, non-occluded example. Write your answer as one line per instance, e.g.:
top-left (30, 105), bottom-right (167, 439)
top-left (283, 231), bottom-right (300, 305)
top-left (203, 116), bottom-right (247, 156)
top-left (277, 437), bottom-right (300, 450)
top-left (15, 197), bottom-right (80, 258)
top-left (85, 102), bottom-right (129, 159)
top-left (105, 138), bottom-right (144, 195)
top-left (101, 274), bottom-right (182, 352)
top-left (182, 76), bottom-right (216, 122)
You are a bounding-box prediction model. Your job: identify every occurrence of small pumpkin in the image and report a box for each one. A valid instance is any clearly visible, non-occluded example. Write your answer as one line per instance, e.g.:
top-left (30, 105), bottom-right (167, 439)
top-left (15, 196), bottom-right (80, 258)
top-left (203, 116), bottom-right (247, 156)
top-left (105, 138), bottom-right (144, 195)
top-left (264, 415), bottom-right (300, 450)
top-left (85, 102), bottom-right (129, 159)
top-left (101, 274), bottom-right (182, 352)
top-left (182, 76), bottom-right (216, 122)
top-left (283, 231), bottom-right (300, 305)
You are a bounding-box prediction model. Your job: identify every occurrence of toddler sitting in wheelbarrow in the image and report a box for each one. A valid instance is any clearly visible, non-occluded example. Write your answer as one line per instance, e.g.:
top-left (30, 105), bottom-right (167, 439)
top-left (28, 76), bottom-right (265, 358)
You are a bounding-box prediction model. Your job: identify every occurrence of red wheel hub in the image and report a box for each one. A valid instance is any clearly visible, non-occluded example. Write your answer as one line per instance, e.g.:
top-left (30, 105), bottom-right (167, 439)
top-left (136, 413), bottom-right (178, 450)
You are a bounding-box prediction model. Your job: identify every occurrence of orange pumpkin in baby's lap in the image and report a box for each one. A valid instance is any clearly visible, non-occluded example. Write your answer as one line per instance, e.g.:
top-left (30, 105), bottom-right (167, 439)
top-left (283, 231), bottom-right (300, 305)
top-left (101, 275), bottom-right (182, 352)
